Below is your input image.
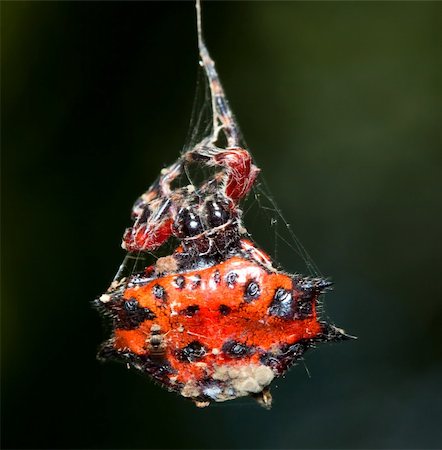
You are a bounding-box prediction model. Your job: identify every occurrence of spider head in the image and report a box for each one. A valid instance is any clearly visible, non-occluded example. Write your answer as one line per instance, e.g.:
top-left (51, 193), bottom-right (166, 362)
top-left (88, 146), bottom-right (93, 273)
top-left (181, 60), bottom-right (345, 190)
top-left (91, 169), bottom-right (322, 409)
top-left (173, 207), bottom-right (205, 238)
top-left (173, 195), bottom-right (240, 257)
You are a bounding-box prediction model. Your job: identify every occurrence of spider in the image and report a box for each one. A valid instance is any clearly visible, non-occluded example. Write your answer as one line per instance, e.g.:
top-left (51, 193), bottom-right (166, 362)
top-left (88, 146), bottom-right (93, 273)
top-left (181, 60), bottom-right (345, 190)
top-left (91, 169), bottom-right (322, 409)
top-left (121, 37), bottom-right (259, 258)
top-left (95, 0), bottom-right (350, 408)
top-left (122, 146), bottom-right (259, 258)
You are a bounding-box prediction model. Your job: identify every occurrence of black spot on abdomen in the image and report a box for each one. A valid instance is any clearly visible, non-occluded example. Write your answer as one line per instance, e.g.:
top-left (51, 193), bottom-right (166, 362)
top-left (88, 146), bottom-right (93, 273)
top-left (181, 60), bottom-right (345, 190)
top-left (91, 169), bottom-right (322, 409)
top-left (268, 287), bottom-right (294, 319)
top-left (180, 305), bottom-right (200, 317)
top-left (177, 341), bottom-right (207, 362)
top-left (117, 297), bottom-right (156, 329)
top-left (153, 284), bottom-right (167, 300)
top-left (226, 272), bottom-right (238, 287)
top-left (219, 304), bottom-right (231, 315)
top-left (244, 281), bottom-right (260, 302)
top-left (222, 340), bottom-right (255, 358)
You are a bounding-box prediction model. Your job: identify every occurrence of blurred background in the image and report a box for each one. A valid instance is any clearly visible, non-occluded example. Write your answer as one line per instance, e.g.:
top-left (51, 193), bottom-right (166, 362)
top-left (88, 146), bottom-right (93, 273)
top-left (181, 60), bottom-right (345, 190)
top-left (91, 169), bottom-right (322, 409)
top-left (2, 1), bottom-right (442, 449)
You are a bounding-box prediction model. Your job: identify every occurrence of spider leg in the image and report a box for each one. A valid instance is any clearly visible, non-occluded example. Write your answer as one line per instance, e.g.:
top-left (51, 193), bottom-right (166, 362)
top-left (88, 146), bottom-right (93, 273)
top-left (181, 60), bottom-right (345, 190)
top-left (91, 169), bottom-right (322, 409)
top-left (213, 148), bottom-right (260, 201)
top-left (124, 2), bottom-right (260, 252)
top-left (196, 0), bottom-right (239, 148)
top-left (122, 161), bottom-right (184, 252)
top-left (123, 198), bottom-right (174, 252)
top-left (186, 145), bottom-right (260, 202)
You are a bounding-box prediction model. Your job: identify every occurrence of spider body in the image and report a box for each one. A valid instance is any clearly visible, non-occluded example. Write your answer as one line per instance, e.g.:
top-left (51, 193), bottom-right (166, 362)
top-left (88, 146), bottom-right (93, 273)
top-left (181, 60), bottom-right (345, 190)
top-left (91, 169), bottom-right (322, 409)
top-left (95, 0), bottom-right (351, 408)
top-left (96, 143), bottom-right (348, 407)
top-left (97, 235), bottom-right (345, 407)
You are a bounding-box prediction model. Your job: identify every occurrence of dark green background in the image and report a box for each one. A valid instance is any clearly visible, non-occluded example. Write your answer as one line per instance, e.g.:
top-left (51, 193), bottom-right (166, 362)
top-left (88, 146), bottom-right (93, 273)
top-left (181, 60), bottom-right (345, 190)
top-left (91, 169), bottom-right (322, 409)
top-left (2, 1), bottom-right (442, 449)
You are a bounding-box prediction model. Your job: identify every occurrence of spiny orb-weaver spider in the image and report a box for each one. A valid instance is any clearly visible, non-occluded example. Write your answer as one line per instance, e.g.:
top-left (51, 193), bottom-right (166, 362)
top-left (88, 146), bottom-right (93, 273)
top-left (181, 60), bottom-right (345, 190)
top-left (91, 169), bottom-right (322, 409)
top-left (95, 0), bottom-right (352, 408)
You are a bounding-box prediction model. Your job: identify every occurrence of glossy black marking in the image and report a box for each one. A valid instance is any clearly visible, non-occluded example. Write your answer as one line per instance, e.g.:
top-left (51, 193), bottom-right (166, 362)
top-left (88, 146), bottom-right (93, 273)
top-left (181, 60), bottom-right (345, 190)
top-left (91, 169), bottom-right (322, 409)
top-left (174, 275), bottom-right (185, 289)
top-left (153, 284), bottom-right (166, 300)
top-left (226, 271), bottom-right (238, 287)
top-left (94, 293), bottom-right (157, 330)
top-left (222, 340), bottom-right (255, 358)
top-left (268, 287), bottom-right (295, 319)
top-left (177, 341), bottom-right (207, 362)
top-left (174, 207), bottom-right (204, 238)
top-left (244, 281), bottom-right (261, 302)
top-left (180, 305), bottom-right (200, 317)
top-left (124, 298), bottom-right (139, 312)
top-left (205, 199), bottom-right (230, 227)
top-left (219, 304), bottom-right (231, 315)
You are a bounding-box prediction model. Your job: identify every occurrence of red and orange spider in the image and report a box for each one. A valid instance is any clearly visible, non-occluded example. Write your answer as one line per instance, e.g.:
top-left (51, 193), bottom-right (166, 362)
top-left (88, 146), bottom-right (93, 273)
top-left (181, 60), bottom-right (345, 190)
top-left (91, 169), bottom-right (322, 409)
top-left (95, 0), bottom-right (351, 408)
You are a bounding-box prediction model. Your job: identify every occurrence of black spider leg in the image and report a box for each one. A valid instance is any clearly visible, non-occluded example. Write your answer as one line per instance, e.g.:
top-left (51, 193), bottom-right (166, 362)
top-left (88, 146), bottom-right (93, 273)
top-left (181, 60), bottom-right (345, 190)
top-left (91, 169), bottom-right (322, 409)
top-left (196, 0), bottom-right (240, 149)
